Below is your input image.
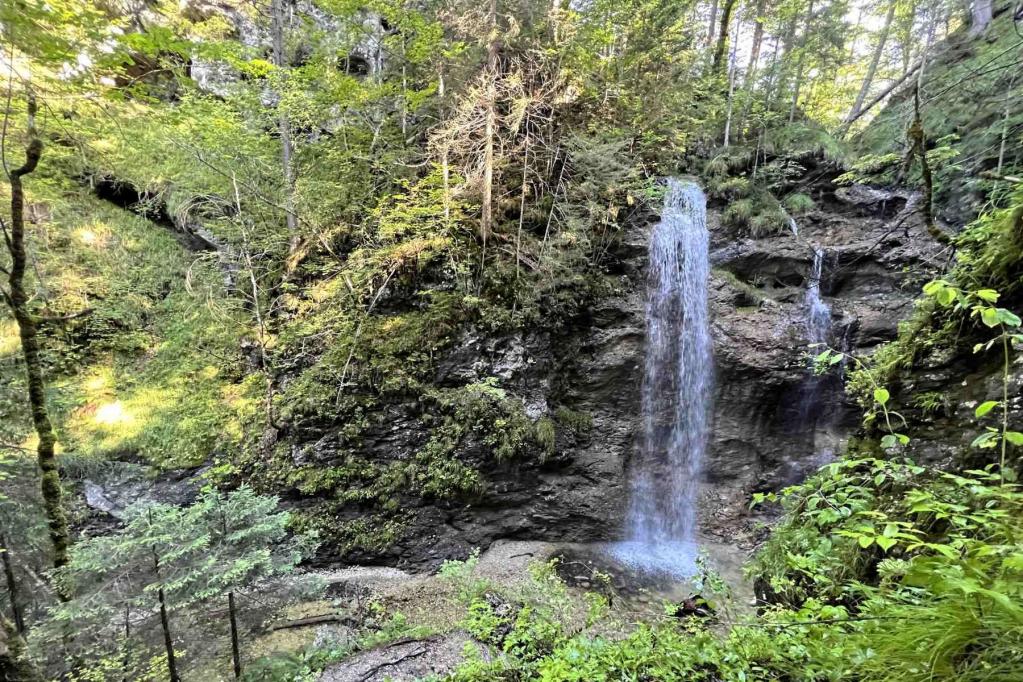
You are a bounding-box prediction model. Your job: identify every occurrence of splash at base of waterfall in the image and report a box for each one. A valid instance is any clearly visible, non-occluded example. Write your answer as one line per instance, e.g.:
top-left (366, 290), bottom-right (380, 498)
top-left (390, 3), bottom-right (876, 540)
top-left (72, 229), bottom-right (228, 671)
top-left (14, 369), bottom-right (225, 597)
top-left (607, 540), bottom-right (700, 578)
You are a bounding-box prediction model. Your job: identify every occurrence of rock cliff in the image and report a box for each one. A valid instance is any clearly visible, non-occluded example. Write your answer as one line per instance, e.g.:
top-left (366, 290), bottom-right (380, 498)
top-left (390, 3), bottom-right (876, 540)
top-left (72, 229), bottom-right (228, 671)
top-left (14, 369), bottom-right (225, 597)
top-left (289, 179), bottom-right (944, 566)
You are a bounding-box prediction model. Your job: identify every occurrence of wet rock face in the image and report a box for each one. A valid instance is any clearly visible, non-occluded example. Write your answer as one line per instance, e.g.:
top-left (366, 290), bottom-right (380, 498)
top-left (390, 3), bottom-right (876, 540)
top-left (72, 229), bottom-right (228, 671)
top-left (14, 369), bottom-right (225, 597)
top-left (700, 186), bottom-right (942, 543)
top-left (71, 462), bottom-right (204, 537)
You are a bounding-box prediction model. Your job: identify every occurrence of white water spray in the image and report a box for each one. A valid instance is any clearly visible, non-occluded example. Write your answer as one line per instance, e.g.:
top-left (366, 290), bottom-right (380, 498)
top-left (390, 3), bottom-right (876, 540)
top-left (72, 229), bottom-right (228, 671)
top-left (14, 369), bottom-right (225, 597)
top-left (804, 247), bottom-right (832, 347)
top-left (612, 179), bottom-right (713, 576)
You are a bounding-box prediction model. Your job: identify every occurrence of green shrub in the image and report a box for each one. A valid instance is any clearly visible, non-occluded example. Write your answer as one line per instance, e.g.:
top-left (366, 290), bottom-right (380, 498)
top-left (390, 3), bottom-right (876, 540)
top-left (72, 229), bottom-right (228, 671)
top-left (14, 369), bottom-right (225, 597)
top-left (783, 192), bottom-right (815, 214)
top-left (722, 198), bottom-right (754, 229)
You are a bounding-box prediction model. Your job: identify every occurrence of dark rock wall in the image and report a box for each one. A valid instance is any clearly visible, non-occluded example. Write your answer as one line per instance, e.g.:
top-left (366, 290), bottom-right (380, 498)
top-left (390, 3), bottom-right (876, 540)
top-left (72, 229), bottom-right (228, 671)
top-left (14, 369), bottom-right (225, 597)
top-left (359, 183), bottom-right (945, 565)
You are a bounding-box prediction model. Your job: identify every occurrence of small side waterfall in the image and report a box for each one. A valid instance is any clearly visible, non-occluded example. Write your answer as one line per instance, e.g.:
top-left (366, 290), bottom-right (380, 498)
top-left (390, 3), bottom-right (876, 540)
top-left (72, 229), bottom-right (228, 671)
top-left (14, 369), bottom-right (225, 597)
top-left (795, 239), bottom-right (841, 465)
top-left (613, 179), bottom-right (713, 576)
top-left (804, 248), bottom-right (832, 348)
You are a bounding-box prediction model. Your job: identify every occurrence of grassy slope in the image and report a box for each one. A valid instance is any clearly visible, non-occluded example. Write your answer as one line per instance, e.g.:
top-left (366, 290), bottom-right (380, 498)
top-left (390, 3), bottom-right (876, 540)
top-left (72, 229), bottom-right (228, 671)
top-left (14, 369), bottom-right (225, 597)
top-left (0, 183), bottom-right (253, 473)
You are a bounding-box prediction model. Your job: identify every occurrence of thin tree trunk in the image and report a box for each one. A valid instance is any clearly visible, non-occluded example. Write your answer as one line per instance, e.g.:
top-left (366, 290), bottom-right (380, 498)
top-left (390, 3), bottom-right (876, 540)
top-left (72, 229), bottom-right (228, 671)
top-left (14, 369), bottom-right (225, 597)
top-left (788, 0), bottom-right (815, 123)
top-left (770, 16), bottom-right (799, 109)
top-left (232, 176), bottom-right (272, 429)
top-left (712, 0), bottom-right (739, 73)
top-left (724, 61), bottom-right (737, 146)
top-left (3, 94), bottom-right (70, 576)
top-left (723, 7), bottom-right (741, 145)
top-left (900, 0), bottom-right (918, 75)
top-left (149, 522), bottom-right (179, 682)
top-left (156, 586), bottom-right (179, 682)
top-left (442, 146), bottom-right (451, 221)
top-left (845, 1), bottom-right (896, 126)
top-left (841, 58), bottom-right (922, 132)
top-left (996, 68), bottom-right (1018, 173)
top-left (515, 112), bottom-right (530, 302)
top-left (229, 592), bottom-right (241, 679)
top-left (0, 534), bottom-right (23, 635)
top-left (122, 605), bottom-right (131, 682)
top-left (908, 86), bottom-right (948, 245)
top-left (271, 0), bottom-right (298, 247)
top-left (743, 0), bottom-right (767, 89)
top-left (438, 67), bottom-right (451, 222)
top-left (708, 0), bottom-right (720, 44)
top-left (480, 0), bottom-right (499, 285)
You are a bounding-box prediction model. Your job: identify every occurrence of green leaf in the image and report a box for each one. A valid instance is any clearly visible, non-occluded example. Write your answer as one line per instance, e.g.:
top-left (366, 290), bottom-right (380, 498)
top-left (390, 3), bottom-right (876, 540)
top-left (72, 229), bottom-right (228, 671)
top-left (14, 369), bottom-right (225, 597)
top-left (981, 307), bottom-right (1000, 327)
top-left (937, 287), bottom-right (956, 306)
top-left (975, 289), bottom-right (999, 303)
top-left (875, 536), bottom-right (897, 551)
top-left (996, 308), bottom-right (1022, 327)
top-left (857, 535), bottom-right (874, 549)
top-left (975, 401), bottom-right (999, 418)
top-left (925, 543), bottom-right (959, 559)
top-left (896, 433), bottom-right (910, 445)
top-left (874, 388), bottom-right (890, 405)
top-left (881, 434), bottom-right (897, 449)
top-left (971, 432), bottom-right (999, 449)
top-left (1005, 432), bottom-right (1023, 446)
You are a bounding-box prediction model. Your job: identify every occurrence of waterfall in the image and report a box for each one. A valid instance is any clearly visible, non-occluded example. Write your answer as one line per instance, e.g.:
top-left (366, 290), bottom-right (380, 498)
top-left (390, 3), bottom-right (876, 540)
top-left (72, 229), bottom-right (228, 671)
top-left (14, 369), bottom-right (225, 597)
top-left (796, 243), bottom-right (840, 466)
top-left (804, 248), bottom-right (832, 347)
top-left (612, 179), bottom-right (713, 577)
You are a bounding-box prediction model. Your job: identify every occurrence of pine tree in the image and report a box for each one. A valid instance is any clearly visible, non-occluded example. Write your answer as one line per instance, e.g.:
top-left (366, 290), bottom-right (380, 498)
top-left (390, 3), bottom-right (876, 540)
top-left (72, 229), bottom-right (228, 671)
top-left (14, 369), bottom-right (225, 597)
top-left (43, 488), bottom-right (318, 680)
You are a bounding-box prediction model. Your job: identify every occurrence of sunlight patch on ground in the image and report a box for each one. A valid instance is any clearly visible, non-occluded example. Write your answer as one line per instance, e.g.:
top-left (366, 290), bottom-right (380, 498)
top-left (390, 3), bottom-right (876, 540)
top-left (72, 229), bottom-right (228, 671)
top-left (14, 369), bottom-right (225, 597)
top-left (73, 221), bottom-right (112, 248)
top-left (94, 400), bottom-right (131, 426)
top-left (0, 320), bottom-right (20, 359)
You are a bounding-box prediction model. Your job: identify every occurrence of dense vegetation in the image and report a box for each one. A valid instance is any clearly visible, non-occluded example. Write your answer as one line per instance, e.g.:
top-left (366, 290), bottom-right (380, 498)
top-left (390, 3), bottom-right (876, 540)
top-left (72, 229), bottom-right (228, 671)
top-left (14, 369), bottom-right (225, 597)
top-left (1, 0), bottom-right (1021, 679)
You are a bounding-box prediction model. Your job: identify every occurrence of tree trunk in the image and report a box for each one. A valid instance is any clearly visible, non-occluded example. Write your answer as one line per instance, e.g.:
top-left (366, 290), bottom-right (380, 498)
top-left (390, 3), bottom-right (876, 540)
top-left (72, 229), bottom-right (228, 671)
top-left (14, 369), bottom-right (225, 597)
top-left (515, 114), bottom-right (530, 294)
top-left (743, 0), bottom-right (767, 88)
top-left (788, 0), bottom-right (816, 123)
top-left (0, 535), bottom-right (23, 635)
top-left (481, 0), bottom-right (499, 266)
top-left (0, 615), bottom-right (41, 682)
top-left (769, 15), bottom-right (799, 109)
top-left (845, 1), bottom-right (896, 126)
top-left (707, 0), bottom-right (720, 45)
top-left (4, 94), bottom-right (70, 576)
top-left (229, 592), bottom-right (241, 678)
top-left (271, 0), bottom-right (298, 246)
top-left (908, 86), bottom-right (948, 245)
top-left (900, 0), bottom-right (918, 75)
top-left (969, 0), bottom-right (993, 34)
top-left (156, 586), bottom-right (179, 682)
top-left (723, 6), bottom-right (741, 144)
top-left (149, 528), bottom-right (179, 682)
top-left (712, 0), bottom-right (739, 73)
top-left (122, 605), bottom-right (131, 682)
top-left (840, 58), bottom-right (922, 133)
top-left (997, 69), bottom-right (1019, 173)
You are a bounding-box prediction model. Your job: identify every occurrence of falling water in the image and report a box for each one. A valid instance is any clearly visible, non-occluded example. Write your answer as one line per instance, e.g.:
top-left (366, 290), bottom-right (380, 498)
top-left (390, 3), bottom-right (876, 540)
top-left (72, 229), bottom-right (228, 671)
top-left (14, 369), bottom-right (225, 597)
top-left (796, 243), bottom-right (841, 468)
top-left (804, 247), bottom-right (832, 348)
top-left (612, 179), bottom-right (713, 577)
